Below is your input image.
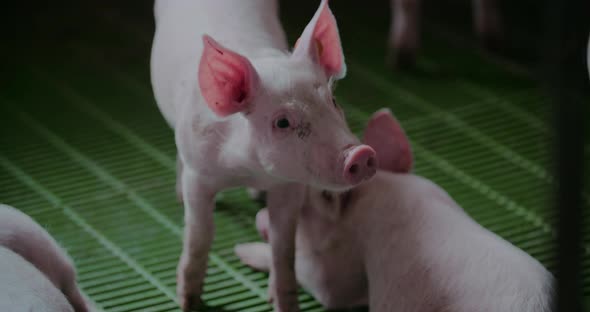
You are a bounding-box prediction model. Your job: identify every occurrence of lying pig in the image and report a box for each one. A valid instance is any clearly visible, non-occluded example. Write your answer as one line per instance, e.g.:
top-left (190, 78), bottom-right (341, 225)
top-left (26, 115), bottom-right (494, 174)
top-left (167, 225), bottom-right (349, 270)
top-left (389, 0), bottom-right (502, 67)
top-left (235, 109), bottom-right (554, 311)
top-left (0, 246), bottom-right (74, 312)
top-left (151, 0), bottom-right (379, 310)
top-left (0, 204), bottom-right (89, 312)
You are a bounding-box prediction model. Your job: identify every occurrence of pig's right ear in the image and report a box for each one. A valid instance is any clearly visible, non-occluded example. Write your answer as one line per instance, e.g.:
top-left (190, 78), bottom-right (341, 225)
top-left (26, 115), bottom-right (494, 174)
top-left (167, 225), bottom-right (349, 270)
top-left (199, 35), bottom-right (260, 117)
top-left (292, 0), bottom-right (346, 80)
top-left (363, 108), bottom-right (413, 173)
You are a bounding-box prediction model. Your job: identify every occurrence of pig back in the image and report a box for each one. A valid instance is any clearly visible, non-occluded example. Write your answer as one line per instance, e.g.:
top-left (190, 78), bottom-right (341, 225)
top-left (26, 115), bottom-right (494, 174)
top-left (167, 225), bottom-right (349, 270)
top-left (151, 0), bottom-right (288, 127)
top-left (361, 174), bottom-right (552, 312)
top-left (0, 246), bottom-right (74, 312)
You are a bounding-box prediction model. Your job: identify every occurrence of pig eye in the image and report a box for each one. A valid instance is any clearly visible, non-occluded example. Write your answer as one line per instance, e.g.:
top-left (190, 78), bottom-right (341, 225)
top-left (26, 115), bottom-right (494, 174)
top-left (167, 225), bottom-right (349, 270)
top-left (321, 190), bottom-right (333, 202)
top-left (275, 118), bottom-right (290, 129)
top-left (271, 113), bottom-right (295, 134)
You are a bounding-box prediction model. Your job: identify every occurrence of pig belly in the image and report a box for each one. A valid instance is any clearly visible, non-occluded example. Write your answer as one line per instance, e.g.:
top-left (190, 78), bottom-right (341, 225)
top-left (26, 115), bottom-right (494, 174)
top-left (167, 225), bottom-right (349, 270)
top-left (0, 247), bottom-right (74, 312)
top-left (150, 0), bottom-right (287, 128)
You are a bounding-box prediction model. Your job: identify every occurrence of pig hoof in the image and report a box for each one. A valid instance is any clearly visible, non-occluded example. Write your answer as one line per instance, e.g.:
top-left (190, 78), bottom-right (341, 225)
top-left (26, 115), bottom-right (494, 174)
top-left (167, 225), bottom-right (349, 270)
top-left (179, 292), bottom-right (203, 312)
top-left (177, 279), bottom-right (203, 311)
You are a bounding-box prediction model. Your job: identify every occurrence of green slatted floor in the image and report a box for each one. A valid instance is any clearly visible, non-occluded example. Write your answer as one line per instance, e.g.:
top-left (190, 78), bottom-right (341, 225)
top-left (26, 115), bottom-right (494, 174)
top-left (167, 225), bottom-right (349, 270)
top-left (1, 1), bottom-right (588, 311)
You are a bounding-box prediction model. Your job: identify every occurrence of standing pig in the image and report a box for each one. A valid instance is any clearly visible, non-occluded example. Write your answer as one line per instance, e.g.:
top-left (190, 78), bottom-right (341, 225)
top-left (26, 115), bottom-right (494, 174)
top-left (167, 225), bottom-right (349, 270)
top-left (236, 109), bottom-right (554, 311)
top-left (389, 0), bottom-right (502, 67)
top-left (150, 1), bottom-right (377, 310)
top-left (0, 204), bottom-right (89, 312)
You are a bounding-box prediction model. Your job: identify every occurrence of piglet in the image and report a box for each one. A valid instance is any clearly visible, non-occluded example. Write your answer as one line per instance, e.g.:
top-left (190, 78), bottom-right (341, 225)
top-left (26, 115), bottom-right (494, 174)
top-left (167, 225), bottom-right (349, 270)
top-left (236, 109), bottom-right (554, 311)
top-left (151, 1), bottom-right (378, 310)
top-left (0, 204), bottom-right (89, 312)
top-left (0, 246), bottom-right (74, 312)
top-left (389, 0), bottom-right (502, 67)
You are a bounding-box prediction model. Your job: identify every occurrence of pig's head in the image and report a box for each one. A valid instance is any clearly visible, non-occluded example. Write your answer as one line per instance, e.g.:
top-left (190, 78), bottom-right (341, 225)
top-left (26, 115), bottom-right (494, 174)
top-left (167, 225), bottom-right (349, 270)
top-left (302, 109), bottom-right (413, 223)
top-left (252, 109), bottom-right (412, 250)
top-left (198, 0), bottom-right (376, 190)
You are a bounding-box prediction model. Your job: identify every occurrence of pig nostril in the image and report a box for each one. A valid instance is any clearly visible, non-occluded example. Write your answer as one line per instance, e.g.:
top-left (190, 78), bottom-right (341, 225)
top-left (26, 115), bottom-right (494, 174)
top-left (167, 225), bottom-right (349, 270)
top-left (367, 157), bottom-right (375, 168)
top-left (348, 164), bottom-right (359, 175)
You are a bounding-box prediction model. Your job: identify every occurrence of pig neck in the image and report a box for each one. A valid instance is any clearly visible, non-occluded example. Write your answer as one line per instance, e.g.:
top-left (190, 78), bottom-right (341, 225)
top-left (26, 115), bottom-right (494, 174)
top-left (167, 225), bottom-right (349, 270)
top-left (345, 172), bottom-right (419, 262)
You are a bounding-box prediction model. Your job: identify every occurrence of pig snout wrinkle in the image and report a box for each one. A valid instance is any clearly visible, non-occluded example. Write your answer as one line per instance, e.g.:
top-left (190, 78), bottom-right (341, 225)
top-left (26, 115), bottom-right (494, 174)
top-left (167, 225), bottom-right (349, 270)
top-left (343, 145), bottom-right (377, 185)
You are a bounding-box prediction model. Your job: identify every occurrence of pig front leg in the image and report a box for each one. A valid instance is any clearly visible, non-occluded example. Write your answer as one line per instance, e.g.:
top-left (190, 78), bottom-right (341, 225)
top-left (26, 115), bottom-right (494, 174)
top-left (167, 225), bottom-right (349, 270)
top-left (388, 0), bottom-right (421, 68)
top-left (177, 168), bottom-right (216, 311)
top-left (267, 183), bottom-right (305, 312)
top-left (473, 0), bottom-right (502, 50)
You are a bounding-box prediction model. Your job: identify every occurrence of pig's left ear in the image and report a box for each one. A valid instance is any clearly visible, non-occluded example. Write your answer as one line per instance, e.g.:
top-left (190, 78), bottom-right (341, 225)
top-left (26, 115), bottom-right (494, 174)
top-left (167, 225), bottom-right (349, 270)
top-left (199, 35), bottom-right (260, 117)
top-left (292, 0), bottom-right (346, 80)
top-left (363, 108), bottom-right (413, 173)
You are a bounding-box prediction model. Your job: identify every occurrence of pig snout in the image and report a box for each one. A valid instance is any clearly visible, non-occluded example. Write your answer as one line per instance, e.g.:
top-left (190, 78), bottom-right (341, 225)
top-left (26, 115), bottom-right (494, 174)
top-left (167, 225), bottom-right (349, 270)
top-left (343, 145), bottom-right (377, 185)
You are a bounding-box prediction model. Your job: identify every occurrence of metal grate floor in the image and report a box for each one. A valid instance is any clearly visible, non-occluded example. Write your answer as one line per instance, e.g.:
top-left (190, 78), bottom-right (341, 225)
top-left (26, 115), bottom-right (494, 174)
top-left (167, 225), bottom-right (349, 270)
top-left (1, 1), bottom-right (588, 311)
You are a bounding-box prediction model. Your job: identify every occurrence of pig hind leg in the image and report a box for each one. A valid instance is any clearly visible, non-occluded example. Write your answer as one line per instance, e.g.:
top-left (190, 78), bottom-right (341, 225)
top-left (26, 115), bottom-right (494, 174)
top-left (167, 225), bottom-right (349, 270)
top-left (388, 0), bottom-right (421, 68)
top-left (473, 0), bottom-right (502, 50)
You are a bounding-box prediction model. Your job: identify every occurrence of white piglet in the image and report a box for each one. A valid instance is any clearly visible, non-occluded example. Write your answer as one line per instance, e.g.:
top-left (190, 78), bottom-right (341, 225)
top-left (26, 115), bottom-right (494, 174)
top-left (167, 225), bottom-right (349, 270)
top-left (0, 204), bottom-right (89, 312)
top-left (236, 110), bottom-right (554, 312)
top-left (151, 1), bottom-right (378, 311)
top-left (0, 246), bottom-right (74, 312)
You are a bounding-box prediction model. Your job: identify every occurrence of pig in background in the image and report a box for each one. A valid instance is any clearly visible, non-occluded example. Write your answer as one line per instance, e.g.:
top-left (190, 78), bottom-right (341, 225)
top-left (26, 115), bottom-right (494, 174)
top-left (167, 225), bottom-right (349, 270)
top-left (235, 109), bottom-right (554, 312)
top-left (151, 0), bottom-right (378, 310)
top-left (0, 204), bottom-right (90, 312)
top-left (389, 0), bottom-right (502, 67)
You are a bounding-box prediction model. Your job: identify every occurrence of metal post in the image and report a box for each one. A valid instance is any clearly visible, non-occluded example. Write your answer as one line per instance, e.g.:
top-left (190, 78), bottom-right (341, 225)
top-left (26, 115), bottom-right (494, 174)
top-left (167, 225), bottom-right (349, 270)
top-left (544, 0), bottom-right (589, 311)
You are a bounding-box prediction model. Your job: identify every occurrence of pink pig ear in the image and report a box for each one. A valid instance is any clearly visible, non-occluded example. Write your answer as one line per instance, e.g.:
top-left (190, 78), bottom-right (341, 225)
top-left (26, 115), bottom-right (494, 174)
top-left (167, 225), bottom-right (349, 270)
top-left (292, 0), bottom-right (346, 79)
top-left (363, 108), bottom-right (413, 173)
top-left (199, 35), bottom-right (260, 117)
